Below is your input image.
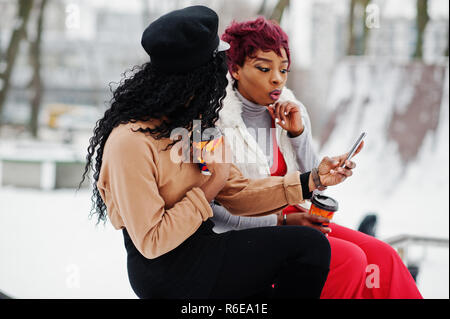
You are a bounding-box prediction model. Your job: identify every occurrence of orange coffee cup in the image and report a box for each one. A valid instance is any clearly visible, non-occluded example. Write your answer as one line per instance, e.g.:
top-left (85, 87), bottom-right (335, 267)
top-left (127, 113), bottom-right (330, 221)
top-left (308, 194), bottom-right (339, 227)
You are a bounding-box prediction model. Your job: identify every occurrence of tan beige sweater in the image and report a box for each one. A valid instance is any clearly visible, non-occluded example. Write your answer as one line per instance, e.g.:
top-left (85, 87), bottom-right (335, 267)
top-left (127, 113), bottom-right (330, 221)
top-left (97, 121), bottom-right (305, 259)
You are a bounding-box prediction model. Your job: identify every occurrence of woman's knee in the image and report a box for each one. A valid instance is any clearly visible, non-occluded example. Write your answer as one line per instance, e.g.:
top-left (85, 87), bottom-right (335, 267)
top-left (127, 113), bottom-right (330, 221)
top-left (281, 226), bottom-right (331, 269)
top-left (360, 236), bottom-right (402, 265)
top-left (345, 243), bottom-right (368, 275)
top-left (329, 237), bottom-right (368, 272)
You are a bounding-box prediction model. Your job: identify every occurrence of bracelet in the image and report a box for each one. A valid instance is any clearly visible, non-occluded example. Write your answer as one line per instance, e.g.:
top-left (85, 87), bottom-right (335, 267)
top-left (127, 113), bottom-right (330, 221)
top-left (282, 213), bottom-right (287, 225)
top-left (311, 167), bottom-right (327, 191)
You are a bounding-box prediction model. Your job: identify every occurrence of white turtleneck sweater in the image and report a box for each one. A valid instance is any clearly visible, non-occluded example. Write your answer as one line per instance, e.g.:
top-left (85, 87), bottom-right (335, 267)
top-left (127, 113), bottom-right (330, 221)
top-left (211, 88), bottom-right (319, 233)
top-left (237, 90), bottom-right (275, 168)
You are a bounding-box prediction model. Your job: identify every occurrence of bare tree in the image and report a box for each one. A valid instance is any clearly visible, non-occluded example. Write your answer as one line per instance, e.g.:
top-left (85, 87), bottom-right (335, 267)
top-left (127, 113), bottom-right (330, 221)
top-left (141, 0), bottom-right (151, 28)
top-left (269, 0), bottom-right (289, 23)
top-left (0, 0), bottom-right (34, 126)
top-left (347, 0), bottom-right (371, 56)
top-left (28, 0), bottom-right (48, 138)
top-left (348, 0), bottom-right (357, 55)
top-left (257, 0), bottom-right (268, 16)
top-left (413, 0), bottom-right (429, 60)
top-left (445, 30), bottom-right (449, 57)
top-left (360, 0), bottom-right (371, 55)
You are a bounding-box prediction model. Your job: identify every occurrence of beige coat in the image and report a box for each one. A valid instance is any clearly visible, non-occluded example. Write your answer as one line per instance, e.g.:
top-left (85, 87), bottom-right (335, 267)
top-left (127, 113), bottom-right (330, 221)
top-left (97, 121), bottom-right (306, 259)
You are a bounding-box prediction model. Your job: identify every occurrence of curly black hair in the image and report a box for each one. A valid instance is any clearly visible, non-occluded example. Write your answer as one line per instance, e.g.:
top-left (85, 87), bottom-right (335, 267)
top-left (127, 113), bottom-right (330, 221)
top-left (80, 51), bottom-right (229, 224)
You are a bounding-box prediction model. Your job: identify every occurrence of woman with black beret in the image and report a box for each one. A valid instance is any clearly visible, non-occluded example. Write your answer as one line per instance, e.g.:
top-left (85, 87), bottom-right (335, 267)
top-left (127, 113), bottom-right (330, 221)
top-left (81, 6), bottom-right (358, 299)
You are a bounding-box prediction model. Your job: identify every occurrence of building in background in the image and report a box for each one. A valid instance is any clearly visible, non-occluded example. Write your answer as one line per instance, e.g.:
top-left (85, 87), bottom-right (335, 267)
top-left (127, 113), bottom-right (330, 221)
top-left (0, 0), bottom-right (262, 129)
top-left (1, 0), bottom-right (147, 126)
top-left (286, 0), bottom-right (448, 136)
top-left (0, 0), bottom-right (448, 139)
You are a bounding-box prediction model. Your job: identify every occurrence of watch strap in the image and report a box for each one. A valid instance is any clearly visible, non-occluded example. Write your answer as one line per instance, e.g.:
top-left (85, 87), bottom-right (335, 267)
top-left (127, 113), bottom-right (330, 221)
top-left (312, 167), bottom-right (327, 191)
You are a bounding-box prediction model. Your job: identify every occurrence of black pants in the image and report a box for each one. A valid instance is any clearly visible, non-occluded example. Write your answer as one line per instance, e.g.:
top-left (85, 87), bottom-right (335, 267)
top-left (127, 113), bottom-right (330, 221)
top-left (123, 220), bottom-right (331, 299)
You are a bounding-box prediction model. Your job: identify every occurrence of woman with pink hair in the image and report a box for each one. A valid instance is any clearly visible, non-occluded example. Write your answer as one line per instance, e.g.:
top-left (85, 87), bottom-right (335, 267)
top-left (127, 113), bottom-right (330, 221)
top-left (211, 16), bottom-right (422, 299)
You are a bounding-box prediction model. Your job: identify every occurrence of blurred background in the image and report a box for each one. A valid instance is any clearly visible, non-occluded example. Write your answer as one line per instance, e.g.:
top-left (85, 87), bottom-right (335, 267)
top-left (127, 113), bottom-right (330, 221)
top-left (0, 0), bottom-right (448, 299)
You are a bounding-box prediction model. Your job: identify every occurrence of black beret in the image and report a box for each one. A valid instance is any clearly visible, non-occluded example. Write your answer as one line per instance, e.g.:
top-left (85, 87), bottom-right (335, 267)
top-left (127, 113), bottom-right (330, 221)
top-left (141, 5), bottom-right (229, 74)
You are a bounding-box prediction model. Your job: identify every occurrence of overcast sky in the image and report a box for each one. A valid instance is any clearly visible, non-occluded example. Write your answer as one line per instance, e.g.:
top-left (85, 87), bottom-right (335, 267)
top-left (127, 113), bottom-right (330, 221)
top-left (61, 0), bottom-right (448, 67)
top-left (86, 0), bottom-right (448, 18)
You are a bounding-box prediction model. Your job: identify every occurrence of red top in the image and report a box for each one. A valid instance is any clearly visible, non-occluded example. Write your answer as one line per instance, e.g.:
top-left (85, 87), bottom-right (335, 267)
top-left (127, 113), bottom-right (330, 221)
top-left (269, 118), bottom-right (287, 176)
top-left (269, 119), bottom-right (301, 215)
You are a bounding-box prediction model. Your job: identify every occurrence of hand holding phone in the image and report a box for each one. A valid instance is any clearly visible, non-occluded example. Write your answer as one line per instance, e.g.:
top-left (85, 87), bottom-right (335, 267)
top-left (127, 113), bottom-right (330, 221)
top-left (315, 133), bottom-right (365, 188)
top-left (341, 132), bottom-right (366, 168)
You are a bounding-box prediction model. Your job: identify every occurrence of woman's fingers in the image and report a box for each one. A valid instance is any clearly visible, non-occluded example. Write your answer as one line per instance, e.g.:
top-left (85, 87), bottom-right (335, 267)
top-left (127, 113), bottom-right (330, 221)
top-left (284, 103), bottom-right (297, 117)
top-left (329, 164), bottom-right (353, 178)
top-left (278, 102), bottom-right (297, 126)
top-left (336, 166), bottom-right (353, 177)
top-left (304, 221), bottom-right (331, 234)
top-left (279, 103), bottom-right (288, 125)
top-left (321, 156), bottom-right (339, 171)
top-left (305, 214), bottom-right (330, 225)
top-left (274, 102), bottom-right (282, 124)
top-left (344, 160), bottom-right (356, 169)
top-left (330, 156), bottom-right (357, 170)
top-left (320, 153), bottom-right (359, 186)
top-left (333, 140), bottom-right (365, 167)
top-left (270, 102), bottom-right (303, 133)
top-left (266, 104), bottom-right (276, 120)
top-left (315, 226), bottom-right (331, 234)
top-left (270, 102), bottom-right (284, 127)
top-left (333, 153), bottom-right (349, 167)
top-left (335, 174), bottom-right (347, 184)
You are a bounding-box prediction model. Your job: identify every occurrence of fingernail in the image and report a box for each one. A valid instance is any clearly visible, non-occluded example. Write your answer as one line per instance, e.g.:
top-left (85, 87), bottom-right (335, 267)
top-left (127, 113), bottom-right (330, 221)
top-left (330, 169), bottom-right (335, 174)
top-left (284, 112), bottom-right (288, 116)
top-left (275, 118), bottom-right (279, 123)
top-left (281, 120), bottom-right (285, 125)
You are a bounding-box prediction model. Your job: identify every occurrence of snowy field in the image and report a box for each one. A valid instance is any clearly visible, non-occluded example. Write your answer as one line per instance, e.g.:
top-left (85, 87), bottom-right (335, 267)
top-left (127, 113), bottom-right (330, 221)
top-left (0, 187), bottom-right (136, 299)
top-left (317, 60), bottom-right (449, 298)
top-left (0, 185), bottom-right (447, 299)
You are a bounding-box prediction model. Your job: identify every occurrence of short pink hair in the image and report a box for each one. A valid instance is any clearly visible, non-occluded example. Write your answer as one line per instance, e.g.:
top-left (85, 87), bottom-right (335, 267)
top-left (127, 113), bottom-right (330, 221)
top-left (221, 16), bottom-right (291, 75)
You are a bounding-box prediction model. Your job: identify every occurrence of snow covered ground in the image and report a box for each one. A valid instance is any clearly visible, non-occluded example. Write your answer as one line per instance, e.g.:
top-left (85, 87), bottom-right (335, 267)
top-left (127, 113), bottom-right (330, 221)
top-left (0, 187), bottom-right (136, 299)
top-left (317, 59), bottom-right (449, 298)
top-left (0, 184), bottom-right (447, 299)
top-left (319, 60), bottom-right (449, 240)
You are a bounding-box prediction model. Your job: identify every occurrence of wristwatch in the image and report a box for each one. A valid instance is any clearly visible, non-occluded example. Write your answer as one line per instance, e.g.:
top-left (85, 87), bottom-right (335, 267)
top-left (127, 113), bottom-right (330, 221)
top-left (311, 167), bottom-right (327, 191)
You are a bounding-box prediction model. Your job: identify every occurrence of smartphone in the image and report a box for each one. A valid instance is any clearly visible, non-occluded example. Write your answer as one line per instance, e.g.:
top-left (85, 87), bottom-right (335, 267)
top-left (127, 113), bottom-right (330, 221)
top-left (341, 132), bottom-right (366, 168)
